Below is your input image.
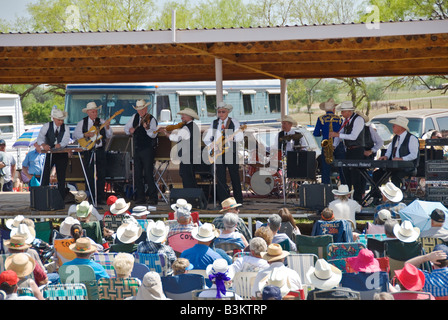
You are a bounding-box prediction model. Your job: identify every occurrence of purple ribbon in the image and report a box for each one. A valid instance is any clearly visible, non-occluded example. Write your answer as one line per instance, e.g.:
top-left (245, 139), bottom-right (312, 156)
top-left (209, 272), bottom-right (231, 298)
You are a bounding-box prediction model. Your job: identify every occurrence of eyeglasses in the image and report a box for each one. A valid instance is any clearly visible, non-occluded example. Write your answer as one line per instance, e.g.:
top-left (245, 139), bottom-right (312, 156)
top-left (218, 110), bottom-right (228, 114)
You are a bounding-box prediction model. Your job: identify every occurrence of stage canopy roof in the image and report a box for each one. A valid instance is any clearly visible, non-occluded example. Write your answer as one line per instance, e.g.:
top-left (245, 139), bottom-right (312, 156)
top-left (0, 19), bottom-right (447, 84)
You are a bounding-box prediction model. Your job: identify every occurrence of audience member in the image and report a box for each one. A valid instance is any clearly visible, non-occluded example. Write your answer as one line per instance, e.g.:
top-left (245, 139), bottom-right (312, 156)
top-left (267, 214), bottom-right (296, 251)
top-left (103, 195), bottom-right (118, 218)
top-left (231, 237), bottom-right (269, 273)
top-left (54, 216), bottom-right (81, 240)
top-left (392, 263), bottom-right (435, 299)
top-left (0, 270), bottom-right (38, 300)
top-left (375, 182), bottom-right (406, 219)
top-left (200, 259), bottom-right (241, 299)
top-left (261, 285), bottom-right (282, 300)
top-left (76, 200), bottom-right (103, 245)
top-left (277, 208), bottom-right (301, 235)
top-left (68, 190), bottom-right (101, 221)
top-left (253, 226), bottom-right (274, 247)
top-left (419, 209), bottom-right (448, 242)
top-left (214, 212), bottom-right (248, 250)
top-left (110, 219), bottom-right (142, 253)
top-left (393, 220), bottom-right (420, 243)
top-left (129, 271), bottom-right (169, 300)
top-left (384, 219), bottom-right (399, 238)
top-left (108, 198), bottom-right (131, 216)
top-left (167, 201), bottom-right (196, 238)
top-left (213, 197), bottom-right (252, 241)
top-left (306, 259), bottom-right (345, 300)
top-left (63, 238), bottom-right (110, 280)
top-left (251, 243), bottom-right (302, 298)
top-left (172, 258), bottom-right (194, 276)
top-left (365, 209), bottom-right (391, 235)
top-left (113, 252), bottom-right (135, 278)
top-left (328, 184), bottom-right (361, 228)
top-left (257, 267), bottom-right (293, 299)
top-left (131, 206), bottom-right (150, 220)
top-left (180, 223), bottom-right (222, 270)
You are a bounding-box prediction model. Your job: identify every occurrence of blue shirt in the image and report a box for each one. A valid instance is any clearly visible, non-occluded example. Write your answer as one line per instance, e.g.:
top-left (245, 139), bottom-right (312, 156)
top-left (422, 267), bottom-right (448, 297)
top-left (180, 244), bottom-right (222, 270)
top-left (22, 149), bottom-right (45, 176)
top-left (313, 112), bottom-right (342, 140)
top-left (63, 258), bottom-right (110, 280)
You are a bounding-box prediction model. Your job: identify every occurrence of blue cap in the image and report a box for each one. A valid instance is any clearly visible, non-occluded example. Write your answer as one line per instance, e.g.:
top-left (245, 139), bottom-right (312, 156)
top-left (262, 285), bottom-right (282, 300)
top-left (0, 139), bottom-right (5, 145)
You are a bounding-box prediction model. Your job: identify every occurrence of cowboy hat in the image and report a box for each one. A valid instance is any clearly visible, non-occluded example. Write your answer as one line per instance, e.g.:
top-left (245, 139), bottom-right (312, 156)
top-left (379, 182), bottom-right (403, 203)
top-left (76, 201), bottom-right (93, 219)
top-left (4, 235), bottom-right (31, 251)
top-left (117, 222), bottom-right (143, 244)
top-left (110, 198), bottom-right (130, 215)
top-left (146, 220), bottom-right (169, 243)
top-left (191, 223), bottom-right (218, 242)
top-left (131, 206), bottom-right (150, 217)
top-left (220, 197), bottom-right (242, 212)
top-left (259, 267), bottom-right (291, 297)
top-left (171, 198), bottom-right (192, 212)
top-left (69, 237), bottom-right (97, 254)
top-left (261, 243), bottom-right (290, 262)
top-left (216, 101), bottom-right (233, 112)
top-left (5, 253), bottom-right (36, 278)
top-left (277, 114), bottom-right (298, 127)
top-left (319, 98), bottom-right (337, 112)
top-left (10, 224), bottom-right (36, 244)
top-left (393, 220), bottom-right (420, 243)
top-left (74, 190), bottom-right (87, 203)
top-left (394, 263), bottom-right (425, 291)
top-left (347, 249), bottom-right (381, 273)
top-left (51, 108), bottom-right (68, 120)
top-left (206, 258), bottom-right (234, 280)
top-left (59, 217), bottom-right (81, 236)
top-left (5, 215), bottom-right (25, 230)
top-left (336, 101), bottom-right (355, 111)
top-left (82, 101), bottom-right (102, 113)
top-left (331, 184), bottom-right (354, 196)
top-left (389, 116), bottom-right (409, 132)
top-left (133, 99), bottom-right (151, 111)
top-left (306, 259), bottom-right (342, 290)
top-left (177, 108), bottom-right (199, 120)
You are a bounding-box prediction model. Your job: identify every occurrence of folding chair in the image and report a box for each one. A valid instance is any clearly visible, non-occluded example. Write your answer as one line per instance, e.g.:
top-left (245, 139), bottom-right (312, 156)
top-left (81, 221), bottom-right (103, 245)
top-left (161, 274), bottom-right (205, 300)
top-left (34, 220), bottom-right (53, 244)
top-left (391, 290), bottom-right (433, 300)
top-left (42, 283), bottom-right (88, 300)
top-left (286, 253), bottom-right (318, 286)
top-left (130, 262), bottom-right (150, 282)
top-left (167, 232), bottom-right (198, 257)
top-left (232, 271), bottom-right (258, 300)
top-left (341, 271), bottom-right (390, 300)
top-left (367, 238), bottom-right (390, 258)
top-left (97, 277), bottom-right (140, 300)
top-left (312, 288), bottom-right (361, 300)
top-left (17, 287), bottom-right (34, 297)
top-left (279, 222), bottom-right (296, 243)
top-left (295, 234), bottom-right (333, 259)
top-left (103, 214), bottom-right (126, 232)
top-left (53, 239), bottom-right (76, 267)
top-left (278, 238), bottom-right (291, 252)
top-left (58, 264), bottom-right (99, 300)
top-left (418, 237), bottom-right (446, 254)
top-left (385, 239), bottom-right (426, 277)
top-left (213, 242), bottom-right (242, 256)
top-left (133, 252), bottom-right (169, 276)
top-left (357, 234), bottom-right (387, 247)
top-left (92, 252), bottom-right (118, 277)
top-left (327, 242), bottom-right (366, 261)
top-left (191, 288), bottom-right (237, 300)
top-left (188, 269), bottom-right (212, 288)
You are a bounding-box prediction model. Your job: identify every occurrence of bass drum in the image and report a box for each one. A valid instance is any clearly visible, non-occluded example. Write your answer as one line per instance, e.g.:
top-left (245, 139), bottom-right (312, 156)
top-left (250, 168), bottom-right (281, 195)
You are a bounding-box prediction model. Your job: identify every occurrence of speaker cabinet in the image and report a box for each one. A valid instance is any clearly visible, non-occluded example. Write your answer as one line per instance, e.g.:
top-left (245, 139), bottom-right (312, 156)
top-left (106, 152), bottom-right (131, 180)
top-left (299, 183), bottom-right (334, 210)
top-left (286, 151), bottom-right (316, 179)
top-left (30, 186), bottom-right (65, 211)
top-left (169, 188), bottom-right (208, 210)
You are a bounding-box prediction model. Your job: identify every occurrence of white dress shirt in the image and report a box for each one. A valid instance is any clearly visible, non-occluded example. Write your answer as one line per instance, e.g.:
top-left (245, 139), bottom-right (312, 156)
top-left (384, 130), bottom-right (419, 161)
top-left (369, 125), bottom-right (384, 154)
top-left (168, 121), bottom-right (192, 142)
top-left (124, 113), bottom-right (158, 139)
top-left (73, 117), bottom-right (113, 148)
top-left (36, 122), bottom-right (71, 148)
top-left (339, 114), bottom-right (365, 142)
top-left (203, 117), bottom-right (244, 147)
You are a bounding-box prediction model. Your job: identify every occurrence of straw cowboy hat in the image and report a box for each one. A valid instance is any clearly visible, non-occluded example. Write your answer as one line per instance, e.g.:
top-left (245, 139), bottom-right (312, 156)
top-left (331, 184), bottom-right (354, 196)
top-left (74, 190), bottom-right (88, 203)
top-left (82, 101), bottom-right (102, 113)
top-left (171, 198), bottom-right (192, 212)
top-left (59, 217), bottom-right (81, 237)
top-left (347, 249), bottom-right (381, 273)
top-left (216, 101), bottom-right (233, 112)
top-left (319, 98), bottom-right (337, 112)
top-left (132, 206), bottom-right (150, 217)
top-left (191, 223), bottom-right (219, 242)
top-left (110, 198), bottom-right (130, 215)
top-left (177, 108), bottom-right (199, 120)
top-left (117, 222), bottom-right (143, 244)
top-left (146, 220), bottom-right (169, 243)
top-left (10, 224), bottom-right (36, 244)
top-left (379, 182), bottom-right (403, 203)
top-left (277, 114), bottom-right (298, 127)
top-left (4, 235), bottom-right (31, 251)
top-left (69, 237), bottom-right (97, 254)
top-left (306, 259), bottom-right (342, 290)
top-left (5, 215), bottom-right (25, 230)
top-left (336, 101), bottom-right (355, 111)
top-left (5, 253), bottom-right (36, 278)
top-left (220, 197), bottom-right (242, 212)
top-left (259, 267), bottom-right (291, 297)
top-left (393, 220), bottom-right (420, 243)
top-left (76, 201), bottom-right (93, 219)
top-left (261, 243), bottom-right (290, 262)
top-left (133, 99), bottom-right (151, 111)
top-left (389, 116), bottom-right (409, 132)
top-left (394, 263), bottom-right (425, 291)
top-left (51, 108), bottom-right (68, 120)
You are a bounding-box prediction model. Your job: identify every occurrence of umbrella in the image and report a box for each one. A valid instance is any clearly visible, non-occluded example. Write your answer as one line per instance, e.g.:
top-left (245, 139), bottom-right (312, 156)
top-left (398, 200), bottom-right (448, 232)
top-left (12, 126), bottom-right (42, 148)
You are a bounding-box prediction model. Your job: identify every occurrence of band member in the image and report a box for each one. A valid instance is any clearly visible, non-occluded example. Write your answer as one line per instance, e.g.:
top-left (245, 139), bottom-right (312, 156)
top-left (313, 98), bottom-right (343, 184)
top-left (35, 108), bottom-right (71, 200)
top-left (329, 101), bottom-right (365, 204)
top-left (161, 108), bottom-right (201, 188)
top-left (203, 102), bottom-right (244, 205)
top-left (73, 102), bottom-right (113, 205)
top-left (124, 99), bottom-right (158, 205)
top-left (372, 116), bottom-right (419, 199)
top-left (276, 115), bottom-right (308, 153)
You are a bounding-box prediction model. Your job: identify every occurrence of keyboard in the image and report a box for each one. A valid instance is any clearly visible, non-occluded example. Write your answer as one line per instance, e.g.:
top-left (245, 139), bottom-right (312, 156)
top-left (333, 159), bottom-right (415, 169)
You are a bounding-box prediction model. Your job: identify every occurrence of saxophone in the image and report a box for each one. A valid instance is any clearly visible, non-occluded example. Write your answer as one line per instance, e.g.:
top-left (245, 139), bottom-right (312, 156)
top-left (321, 116), bottom-right (335, 164)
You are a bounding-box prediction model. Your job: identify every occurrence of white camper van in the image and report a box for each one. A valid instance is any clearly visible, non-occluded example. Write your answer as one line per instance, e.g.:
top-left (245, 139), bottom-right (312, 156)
top-left (0, 93), bottom-right (25, 168)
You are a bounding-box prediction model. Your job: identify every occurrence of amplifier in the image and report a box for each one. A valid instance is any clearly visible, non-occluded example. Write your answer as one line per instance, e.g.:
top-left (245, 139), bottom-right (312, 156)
top-left (287, 151), bottom-right (316, 179)
top-left (425, 160), bottom-right (448, 181)
top-left (106, 152), bottom-right (131, 180)
top-left (30, 186), bottom-right (65, 211)
top-left (299, 183), bottom-right (334, 210)
top-left (426, 186), bottom-right (448, 204)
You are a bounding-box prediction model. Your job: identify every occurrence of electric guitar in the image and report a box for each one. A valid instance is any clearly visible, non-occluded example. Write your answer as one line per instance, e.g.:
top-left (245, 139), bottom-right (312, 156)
top-left (77, 109), bottom-right (124, 150)
top-left (208, 124), bottom-right (247, 164)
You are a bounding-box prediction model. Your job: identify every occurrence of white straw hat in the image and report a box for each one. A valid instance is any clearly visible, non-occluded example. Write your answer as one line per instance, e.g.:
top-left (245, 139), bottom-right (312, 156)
top-left (110, 198), bottom-right (131, 215)
top-left (277, 115), bottom-right (298, 127)
top-left (51, 108), bottom-right (68, 120)
top-left (336, 101), bottom-right (355, 111)
top-left (319, 98), bottom-right (337, 112)
top-left (191, 223), bottom-right (218, 242)
top-left (60, 217), bottom-right (81, 236)
top-left (6, 215), bottom-right (25, 230)
top-left (379, 182), bottom-right (403, 203)
top-left (216, 101), bottom-right (233, 112)
top-left (389, 116), bottom-right (409, 132)
top-left (133, 99), bottom-right (151, 110)
top-left (306, 259), bottom-right (342, 290)
top-left (393, 220), bottom-right (420, 243)
top-left (146, 220), bottom-right (169, 243)
top-left (117, 222), bottom-right (143, 244)
top-left (331, 184), bottom-right (354, 196)
top-left (82, 101), bottom-right (102, 113)
top-left (177, 108), bottom-right (199, 120)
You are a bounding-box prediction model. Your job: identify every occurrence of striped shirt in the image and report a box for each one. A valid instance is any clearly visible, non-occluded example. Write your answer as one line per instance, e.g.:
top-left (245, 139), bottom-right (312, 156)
top-left (422, 268), bottom-right (448, 297)
top-left (136, 240), bottom-right (177, 272)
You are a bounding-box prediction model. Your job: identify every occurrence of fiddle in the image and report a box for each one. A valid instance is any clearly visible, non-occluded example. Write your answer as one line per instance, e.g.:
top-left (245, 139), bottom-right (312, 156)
top-left (154, 122), bottom-right (185, 134)
top-left (140, 113), bottom-right (152, 127)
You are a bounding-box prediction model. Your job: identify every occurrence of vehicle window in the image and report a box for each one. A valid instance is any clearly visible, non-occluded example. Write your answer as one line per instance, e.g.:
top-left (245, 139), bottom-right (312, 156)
top-left (243, 94), bottom-right (253, 115)
top-left (205, 95), bottom-right (217, 117)
top-left (269, 93), bottom-right (281, 113)
top-left (424, 117), bottom-right (435, 134)
top-left (372, 117), bottom-right (422, 137)
top-left (436, 117), bottom-right (448, 132)
top-left (0, 116), bottom-right (13, 124)
top-left (156, 95), bottom-right (170, 121)
top-left (179, 95), bottom-right (198, 113)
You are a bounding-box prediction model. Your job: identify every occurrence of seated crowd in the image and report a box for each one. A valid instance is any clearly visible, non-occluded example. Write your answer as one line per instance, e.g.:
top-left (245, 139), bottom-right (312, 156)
top-left (1, 183), bottom-right (448, 301)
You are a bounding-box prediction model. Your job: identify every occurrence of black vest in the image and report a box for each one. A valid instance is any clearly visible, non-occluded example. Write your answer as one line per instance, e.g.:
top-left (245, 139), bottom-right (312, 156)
top-left (44, 122), bottom-right (66, 148)
top-left (389, 132), bottom-right (419, 166)
top-left (82, 117), bottom-right (106, 147)
top-left (212, 117), bottom-right (237, 155)
top-left (343, 113), bottom-right (365, 148)
top-left (132, 113), bottom-right (157, 150)
top-left (178, 121), bottom-right (201, 164)
top-left (364, 126), bottom-right (374, 151)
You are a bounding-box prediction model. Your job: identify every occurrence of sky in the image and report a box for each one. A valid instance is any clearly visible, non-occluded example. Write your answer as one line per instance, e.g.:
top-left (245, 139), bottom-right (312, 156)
top-left (0, 0), bottom-right (33, 22)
